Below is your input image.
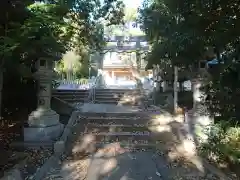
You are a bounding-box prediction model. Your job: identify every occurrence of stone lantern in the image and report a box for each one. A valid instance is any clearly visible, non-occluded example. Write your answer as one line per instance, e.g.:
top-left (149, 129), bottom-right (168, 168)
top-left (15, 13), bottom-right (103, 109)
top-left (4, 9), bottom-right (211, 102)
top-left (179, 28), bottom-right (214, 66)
top-left (24, 58), bottom-right (64, 142)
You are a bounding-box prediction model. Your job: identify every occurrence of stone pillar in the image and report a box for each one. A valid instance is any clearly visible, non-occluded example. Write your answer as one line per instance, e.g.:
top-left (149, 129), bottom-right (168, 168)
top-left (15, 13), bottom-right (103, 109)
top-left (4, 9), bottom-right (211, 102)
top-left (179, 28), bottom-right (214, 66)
top-left (192, 79), bottom-right (205, 112)
top-left (111, 71), bottom-right (115, 79)
top-left (162, 81), bottom-right (167, 92)
top-left (191, 78), bottom-right (213, 143)
top-left (156, 75), bottom-right (161, 91)
top-left (24, 59), bottom-right (64, 142)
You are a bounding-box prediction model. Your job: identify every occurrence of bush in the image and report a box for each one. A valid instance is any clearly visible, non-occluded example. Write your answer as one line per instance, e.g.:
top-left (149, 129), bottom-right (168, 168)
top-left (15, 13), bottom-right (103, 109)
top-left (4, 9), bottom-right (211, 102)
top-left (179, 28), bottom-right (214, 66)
top-left (200, 121), bottom-right (240, 165)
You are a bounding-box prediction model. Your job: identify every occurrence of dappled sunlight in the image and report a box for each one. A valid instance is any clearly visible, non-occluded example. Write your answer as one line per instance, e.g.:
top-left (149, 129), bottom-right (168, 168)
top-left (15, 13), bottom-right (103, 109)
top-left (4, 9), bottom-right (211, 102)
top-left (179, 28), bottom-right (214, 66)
top-left (145, 112), bottom-right (205, 174)
top-left (168, 137), bottom-right (205, 173)
top-left (72, 133), bottom-right (96, 154)
top-left (99, 158), bottom-right (118, 175)
top-left (109, 126), bottom-right (117, 132)
top-left (116, 90), bottom-right (144, 106)
top-left (173, 114), bottom-right (184, 123)
top-left (113, 93), bottom-right (119, 98)
top-left (28, 107), bottom-right (45, 126)
top-left (118, 96), bottom-right (136, 105)
top-left (60, 142), bottom-right (123, 179)
top-left (150, 114), bottom-right (172, 125)
top-left (153, 124), bottom-right (172, 133)
top-left (61, 158), bottom-right (90, 171)
top-left (94, 142), bottom-right (126, 157)
top-left (59, 158), bottom-right (91, 180)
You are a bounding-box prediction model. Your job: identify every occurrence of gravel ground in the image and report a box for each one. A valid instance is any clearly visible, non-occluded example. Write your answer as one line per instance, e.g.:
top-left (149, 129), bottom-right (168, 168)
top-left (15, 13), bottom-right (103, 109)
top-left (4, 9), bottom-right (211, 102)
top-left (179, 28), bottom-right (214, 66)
top-left (20, 148), bottom-right (53, 180)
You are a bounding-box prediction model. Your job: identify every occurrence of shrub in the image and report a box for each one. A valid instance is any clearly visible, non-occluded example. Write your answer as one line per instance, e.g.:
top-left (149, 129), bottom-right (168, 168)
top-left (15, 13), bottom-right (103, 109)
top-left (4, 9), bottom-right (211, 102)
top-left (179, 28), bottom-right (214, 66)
top-left (200, 121), bottom-right (240, 165)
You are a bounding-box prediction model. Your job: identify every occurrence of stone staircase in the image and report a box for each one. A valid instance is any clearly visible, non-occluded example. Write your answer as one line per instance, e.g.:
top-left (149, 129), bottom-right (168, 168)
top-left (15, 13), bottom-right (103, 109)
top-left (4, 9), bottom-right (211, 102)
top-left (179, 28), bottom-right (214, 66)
top-left (52, 88), bottom-right (139, 105)
top-left (71, 111), bottom-right (157, 155)
top-left (52, 89), bottom-right (89, 103)
top-left (94, 88), bottom-right (142, 105)
top-left (42, 108), bottom-right (221, 180)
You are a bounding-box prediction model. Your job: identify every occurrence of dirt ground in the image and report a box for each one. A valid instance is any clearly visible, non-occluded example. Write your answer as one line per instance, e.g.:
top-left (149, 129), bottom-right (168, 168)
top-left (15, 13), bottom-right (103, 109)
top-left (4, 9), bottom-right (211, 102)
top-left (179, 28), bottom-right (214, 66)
top-left (0, 114), bottom-right (24, 177)
top-left (148, 111), bottom-right (238, 179)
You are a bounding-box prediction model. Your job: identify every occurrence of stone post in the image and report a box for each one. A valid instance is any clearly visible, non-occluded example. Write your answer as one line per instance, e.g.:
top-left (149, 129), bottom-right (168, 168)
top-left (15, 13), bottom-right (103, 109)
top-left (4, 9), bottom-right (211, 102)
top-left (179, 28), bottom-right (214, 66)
top-left (191, 78), bottom-right (213, 143)
top-left (156, 74), bottom-right (161, 92)
top-left (24, 59), bottom-right (64, 142)
top-left (192, 79), bottom-right (205, 113)
top-left (162, 81), bottom-right (167, 92)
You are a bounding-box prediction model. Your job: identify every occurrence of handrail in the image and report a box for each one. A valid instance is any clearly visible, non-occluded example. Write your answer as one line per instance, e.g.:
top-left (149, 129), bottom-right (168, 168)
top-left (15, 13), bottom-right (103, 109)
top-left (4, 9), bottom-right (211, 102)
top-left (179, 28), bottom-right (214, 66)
top-left (85, 73), bottom-right (102, 103)
top-left (54, 78), bottom-right (92, 90)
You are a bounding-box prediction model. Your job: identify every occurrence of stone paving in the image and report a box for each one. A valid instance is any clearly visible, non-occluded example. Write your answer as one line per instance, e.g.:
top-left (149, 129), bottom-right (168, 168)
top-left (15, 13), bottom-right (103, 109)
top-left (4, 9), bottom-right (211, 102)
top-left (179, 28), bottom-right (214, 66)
top-left (42, 105), bottom-right (219, 180)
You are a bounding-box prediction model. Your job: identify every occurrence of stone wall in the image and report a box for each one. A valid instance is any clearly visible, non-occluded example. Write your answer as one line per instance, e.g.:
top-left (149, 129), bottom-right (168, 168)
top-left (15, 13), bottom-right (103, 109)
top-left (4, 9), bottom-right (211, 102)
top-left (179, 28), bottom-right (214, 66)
top-left (51, 97), bottom-right (74, 116)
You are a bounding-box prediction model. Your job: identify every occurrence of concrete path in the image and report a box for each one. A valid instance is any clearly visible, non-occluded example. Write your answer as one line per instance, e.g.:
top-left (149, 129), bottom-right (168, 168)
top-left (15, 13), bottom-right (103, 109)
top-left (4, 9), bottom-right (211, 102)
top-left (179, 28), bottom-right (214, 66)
top-left (42, 104), bottom-right (219, 180)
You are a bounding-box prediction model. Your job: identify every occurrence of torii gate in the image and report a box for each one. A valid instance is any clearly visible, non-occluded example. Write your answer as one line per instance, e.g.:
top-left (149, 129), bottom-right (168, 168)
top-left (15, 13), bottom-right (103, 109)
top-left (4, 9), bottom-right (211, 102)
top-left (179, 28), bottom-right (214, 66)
top-left (95, 35), bottom-right (151, 81)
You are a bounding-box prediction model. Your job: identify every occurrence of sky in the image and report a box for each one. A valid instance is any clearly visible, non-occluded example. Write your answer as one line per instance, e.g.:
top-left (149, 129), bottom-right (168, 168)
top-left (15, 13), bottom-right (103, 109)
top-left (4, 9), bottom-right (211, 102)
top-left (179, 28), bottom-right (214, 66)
top-left (121, 0), bottom-right (144, 34)
top-left (123, 0), bottom-right (143, 8)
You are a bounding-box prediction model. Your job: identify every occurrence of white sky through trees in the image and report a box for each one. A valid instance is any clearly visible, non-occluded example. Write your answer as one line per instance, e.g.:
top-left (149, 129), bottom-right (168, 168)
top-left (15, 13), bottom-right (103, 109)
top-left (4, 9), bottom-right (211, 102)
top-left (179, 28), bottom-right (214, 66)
top-left (123, 0), bottom-right (142, 8)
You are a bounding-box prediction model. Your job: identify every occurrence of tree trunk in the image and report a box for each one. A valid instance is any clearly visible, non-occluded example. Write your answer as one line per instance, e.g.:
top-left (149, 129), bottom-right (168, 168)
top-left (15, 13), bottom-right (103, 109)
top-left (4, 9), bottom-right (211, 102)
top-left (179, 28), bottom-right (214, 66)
top-left (0, 68), bottom-right (3, 119)
top-left (136, 51), bottom-right (142, 89)
top-left (174, 66), bottom-right (178, 113)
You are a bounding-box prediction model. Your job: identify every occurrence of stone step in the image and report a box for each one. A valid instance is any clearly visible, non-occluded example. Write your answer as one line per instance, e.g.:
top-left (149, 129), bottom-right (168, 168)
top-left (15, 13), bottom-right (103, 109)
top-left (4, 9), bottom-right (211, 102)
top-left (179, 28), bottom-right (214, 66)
top-left (53, 92), bottom-right (87, 95)
top-left (59, 99), bottom-right (85, 103)
top-left (78, 112), bottom-right (146, 117)
top-left (85, 124), bottom-right (149, 133)
top-left (94, 98), bottom-right (137, 104)
top-left (86, 123), bottom-right (148, 128)
top-left (80, 132), bottom-right (152, 143)
top-left (79, 115), bottom-right (142, 120)
top-left (95, 92), bottom-right (139, 97)
top-left (95, 93), bottom-right (130, 96)
top-left (53, 93), bottom-right (88, 97)
top-left (95, 89), bottom-right (135, 92)
top-left (78, 117), bottom-right (149, 125)
top-left (53, 95), bottom-right (87, 98)
top-left (53, 94), bottom-right (86, 97)
top-left (94, 100), bottom-right (119, 104)
top-left (54, 97), bottom-right (86, 101)
top-left (94, 94), bottom-right (138, 98)
top-left (56, 97), bottom-right (85, 101)
top-left (78, 113), bottom-right (148, 121)
top-left (88, 131), bottom-right (151, 136)
top-left (72, 139), bottom-right (159, 155)
top-left (95, 90), bottom-right (128, 93)
top-left (94, 95), bottom-right (122, 99)
top-left (94, 141), bottom-right (158, 149)
top-left (53, 89), bottom-right (89, 93)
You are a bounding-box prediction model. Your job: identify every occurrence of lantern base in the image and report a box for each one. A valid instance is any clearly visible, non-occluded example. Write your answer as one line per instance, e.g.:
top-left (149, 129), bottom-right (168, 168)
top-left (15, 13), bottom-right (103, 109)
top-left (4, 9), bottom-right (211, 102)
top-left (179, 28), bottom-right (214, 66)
top-left (24, 108), bottom-right (64, 142)
top-left (24, 123), bottom-right (64, 142)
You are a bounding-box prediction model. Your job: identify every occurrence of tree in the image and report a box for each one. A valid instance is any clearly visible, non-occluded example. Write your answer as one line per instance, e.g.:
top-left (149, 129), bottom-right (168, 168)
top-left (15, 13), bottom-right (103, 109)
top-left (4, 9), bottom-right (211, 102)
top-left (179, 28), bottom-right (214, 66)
top-left (1, 0), bottom-right (125, 117)
top-left (139, 0), bottom-right (240, 117)
top-left (105, 7), bottom-right (144, 37)
top-left (138, 0), bottom-right (240, 169)
top-left (0, 0), bottom-right (35, 117)
top-left (55, 48), bottom-right (93, 79)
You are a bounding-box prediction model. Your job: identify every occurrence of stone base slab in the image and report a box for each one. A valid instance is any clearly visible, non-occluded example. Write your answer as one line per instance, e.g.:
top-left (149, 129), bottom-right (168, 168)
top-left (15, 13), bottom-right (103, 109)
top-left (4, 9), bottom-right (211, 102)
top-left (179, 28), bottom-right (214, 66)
top-left (24, 123), bottom-right (64, 142)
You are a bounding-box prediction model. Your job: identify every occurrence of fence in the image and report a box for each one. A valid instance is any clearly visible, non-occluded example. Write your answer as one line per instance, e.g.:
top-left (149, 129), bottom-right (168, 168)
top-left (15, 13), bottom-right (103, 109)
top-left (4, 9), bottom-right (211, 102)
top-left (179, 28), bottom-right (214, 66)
top-left (55, 78), bottom-right (96, 90)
